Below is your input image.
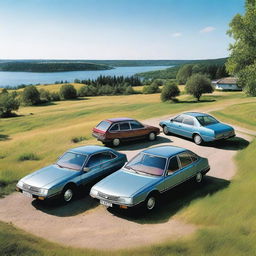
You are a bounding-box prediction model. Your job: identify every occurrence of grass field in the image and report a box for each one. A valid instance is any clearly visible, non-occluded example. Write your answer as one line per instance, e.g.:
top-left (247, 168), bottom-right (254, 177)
top-left (0, 91), bottom-right (256, 256)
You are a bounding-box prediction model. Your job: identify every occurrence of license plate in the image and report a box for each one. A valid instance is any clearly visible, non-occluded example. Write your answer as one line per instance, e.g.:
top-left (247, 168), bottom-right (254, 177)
top-left (22, 191), bottom-right (33, 198)
top-left (100, 200), bottom-right (112, 207)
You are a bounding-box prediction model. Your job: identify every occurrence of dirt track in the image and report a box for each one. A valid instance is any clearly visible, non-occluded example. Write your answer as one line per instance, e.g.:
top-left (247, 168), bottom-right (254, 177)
top-left (0, 114), bottom-right (253, 250)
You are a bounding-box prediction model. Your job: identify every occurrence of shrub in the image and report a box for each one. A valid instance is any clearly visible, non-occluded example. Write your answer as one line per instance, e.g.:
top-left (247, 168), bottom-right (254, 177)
top-left (21, 86), bottom-right (41, 105)
top-left (59, 84), bottom-right (77, 100)
top-left (161, 82), bottom-right (180, 102)
top-left (50, 92), bottom-right (60, 101)
top-left (124, 86), bottom-right (136, 95)
top-left (142, 81), bottom-right (160, 94)
top-left (39, 89), bottom-right (51, 102)
top-left (0, 93), bottom-right (20, 117)
top-left (185, 74), bottom-right (213, 101)
top-left (78, 86), bottom-right (89, 97)
top-left (18, 153), bottom-right (39, 161)
top-left (71, 136), bottom-right (87, 143)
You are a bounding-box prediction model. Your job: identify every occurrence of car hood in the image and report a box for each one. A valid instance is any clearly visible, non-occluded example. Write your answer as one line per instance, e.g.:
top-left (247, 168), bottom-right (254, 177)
top-left (21, 165), bottom-right (79, 189)
top-left (93, 169), bottom-right (161, 197)
top-left (205, 123), bottom-right (233, 134)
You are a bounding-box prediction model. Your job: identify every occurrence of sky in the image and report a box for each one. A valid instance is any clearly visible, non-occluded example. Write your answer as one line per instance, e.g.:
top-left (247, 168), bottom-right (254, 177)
top-left (0, 0), bottom-right (244, 60)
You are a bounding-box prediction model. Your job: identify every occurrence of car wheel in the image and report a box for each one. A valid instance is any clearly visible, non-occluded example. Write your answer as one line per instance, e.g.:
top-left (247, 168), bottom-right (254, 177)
top-left (62, 186), bottom-right (75, 203)
top-left (148, 132), bottom-right (156, 141)
top-left (193, 134), bottom-right (203, 145)
top-left (163, 125), bottom-right (170, 135)
top-left (144, 194), bottom-right (157, 211)
top-left (112, 138), bottom-right (120, 147)
top-left (195, 172), bottom-right (203, 183)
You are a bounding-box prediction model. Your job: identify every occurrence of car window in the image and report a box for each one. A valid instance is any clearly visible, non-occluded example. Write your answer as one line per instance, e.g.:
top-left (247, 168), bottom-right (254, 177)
top-left (87, 153), bottom-right (102, 167)
top-left (167, 156), bottom-right (179, 175)
top-left (57, 152), bottom-right (87, 171)
top-left (196, 115), bottom-right (219, 126)
top-left (173, 115), bottom-right (184, 123)
top-left (100, 152), bottom-right (117, 162)
top-left (96, 121), bottom-right (111, 132)
top-left (130, 120), bottom-right (144, 129)
top-left (187, 151), bottom-right (198, 162)
top-left (183, 117), bottom-right (194, 126)
top-left (178, 152), bottom-right (193, 168)
top-left (119, 122), bottom-right (130, 131)
top-left (109, 123), bottom-right (119, 132)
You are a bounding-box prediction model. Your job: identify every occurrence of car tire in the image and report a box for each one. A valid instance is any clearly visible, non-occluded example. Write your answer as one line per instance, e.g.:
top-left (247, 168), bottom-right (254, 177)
top-left (195, 172), bottom-right (203, 183)
top-left (193, 134), bottom-right (203, 145)
top-left (112, 138), bottom-right (121, 147)
top-left (163, 125), bottom-right (170, 135)
top-left (148, 132), bottom-right (156, 141)
top-left (144, 193), bottom-right (158, 211)
top-left (62, 185), bottom-right (75, 203)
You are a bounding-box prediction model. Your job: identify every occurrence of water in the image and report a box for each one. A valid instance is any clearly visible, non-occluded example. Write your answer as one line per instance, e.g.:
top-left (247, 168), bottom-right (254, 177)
top-left (0, 65), bottom-right (171, 87)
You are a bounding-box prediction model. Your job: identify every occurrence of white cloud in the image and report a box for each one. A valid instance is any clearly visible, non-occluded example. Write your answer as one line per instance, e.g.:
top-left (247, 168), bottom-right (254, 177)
top-left (200, 26), bottom-right (216, 33)
top-left (172, 32), bottom-right (182, 37)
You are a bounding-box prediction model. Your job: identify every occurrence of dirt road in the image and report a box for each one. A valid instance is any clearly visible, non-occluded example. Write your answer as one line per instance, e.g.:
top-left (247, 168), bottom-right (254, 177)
top-left (0, 114), bottom-right (253, 250)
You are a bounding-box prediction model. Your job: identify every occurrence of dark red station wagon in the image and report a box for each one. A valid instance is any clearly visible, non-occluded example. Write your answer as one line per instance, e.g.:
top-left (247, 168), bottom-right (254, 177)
top-left (92, 117), bottom-right (160, 146)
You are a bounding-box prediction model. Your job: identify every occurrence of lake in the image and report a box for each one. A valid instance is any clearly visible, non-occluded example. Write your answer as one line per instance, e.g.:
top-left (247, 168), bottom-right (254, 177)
top-left (0, 65), bottom-right (171, 87)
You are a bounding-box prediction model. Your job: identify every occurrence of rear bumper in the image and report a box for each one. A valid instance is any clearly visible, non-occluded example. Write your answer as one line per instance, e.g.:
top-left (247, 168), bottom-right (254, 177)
top-left (92, 132), bottom-right (110, 143)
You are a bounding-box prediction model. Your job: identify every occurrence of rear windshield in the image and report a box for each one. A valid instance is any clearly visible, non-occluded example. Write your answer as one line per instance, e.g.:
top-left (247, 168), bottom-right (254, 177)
top-left (96, 121), bottom-right (111, 131)
top-left (196, 116), bottom-right (219, 126)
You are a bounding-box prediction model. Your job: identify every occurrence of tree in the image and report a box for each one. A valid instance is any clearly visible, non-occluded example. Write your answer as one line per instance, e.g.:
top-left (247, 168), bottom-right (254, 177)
top-left (21, 86), bottom-right (41, 105)
top-left (124, 86), bottom-right (135, 95)
top-left (0, 93), bottom-right (20, 117)
top-left (59, 84), bottom-right (77, 100)
top-left (185, 74), bottom-right (213, 101)
top-left (176, 64), bottom-right (193, 84)
top-left (0, 88), bottom-right (8, 94)
top-left (161, 81), bottom-right (180, 102)
top-left (226, 0), bottom-right (256, 96)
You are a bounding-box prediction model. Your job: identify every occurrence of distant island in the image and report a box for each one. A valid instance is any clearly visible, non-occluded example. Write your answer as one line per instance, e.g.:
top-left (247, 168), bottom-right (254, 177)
top-left (0, 61), bottom-right (113, 72)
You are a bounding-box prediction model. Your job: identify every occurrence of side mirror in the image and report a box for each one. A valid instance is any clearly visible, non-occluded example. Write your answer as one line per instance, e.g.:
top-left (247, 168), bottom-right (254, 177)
top-left (170, 119), bottom-right (173, 122)
top-left (83, 167), bottom-right (90, 172)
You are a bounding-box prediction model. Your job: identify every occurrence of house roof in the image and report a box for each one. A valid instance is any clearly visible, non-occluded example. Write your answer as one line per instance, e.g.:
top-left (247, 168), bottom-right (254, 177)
top-left (216, 77), bottom-right (237, 85)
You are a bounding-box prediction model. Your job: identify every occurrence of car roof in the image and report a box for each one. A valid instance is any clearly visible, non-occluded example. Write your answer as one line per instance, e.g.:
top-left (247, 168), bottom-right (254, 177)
top-left (183, 112), bottom-right (210, 117)
top-left (106, 117), bottom-right (134, 123)
top-left (69, 145), bottom-right (112, 155)
top-left (143, 146), bottom-right (187, 158)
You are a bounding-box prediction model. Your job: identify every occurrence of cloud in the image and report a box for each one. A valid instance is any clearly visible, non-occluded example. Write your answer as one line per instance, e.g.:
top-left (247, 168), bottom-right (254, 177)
top-left (172, 32), bottom-right (182, 37)
top-left (200, 26), bottom-right (216, 33)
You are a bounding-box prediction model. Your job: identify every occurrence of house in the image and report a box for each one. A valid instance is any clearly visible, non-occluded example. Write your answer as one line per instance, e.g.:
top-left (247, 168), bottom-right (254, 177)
top-left (214, 77), bottom-right (242, 91)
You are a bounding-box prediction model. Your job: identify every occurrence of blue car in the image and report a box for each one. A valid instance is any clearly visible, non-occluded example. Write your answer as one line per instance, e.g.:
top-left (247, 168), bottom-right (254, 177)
top-left (16, 145), bottom-right (127, 203)
top-left (90, 146), bottom-right (210, 211)
top-left (159, 112), bottom-right (235, 145)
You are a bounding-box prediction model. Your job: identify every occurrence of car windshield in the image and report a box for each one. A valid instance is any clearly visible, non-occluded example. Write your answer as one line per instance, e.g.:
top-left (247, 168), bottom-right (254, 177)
top-left (56, 152), bottom-right (87, 171)
top-left (126, 153), bottom-right (166, 176)
top-left (96, 121), bottom-right (111, 131)
top-left (196, 115), bottom-right (219, 126)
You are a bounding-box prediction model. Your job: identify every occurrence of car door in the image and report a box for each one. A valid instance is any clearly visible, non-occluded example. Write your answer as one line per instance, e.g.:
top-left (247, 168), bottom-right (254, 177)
top-left (176, 152), bottom-right (196, 180)
top-left (118, 122), bottom-right (132, 140)
top-left (98, 151), bottom-right (119, 175)
top-left (181, 116), bottom-right (195, 138)
top-left (162, 156), bottom-right (184, 191)
top-left (169, 115), bottom-right (185, 135)
top-left (79, 153), bottom-right (104, 185)
top-left (129, 120), bottom-right (146, 139)
top-left (108, 123), bottom-right (120, 140)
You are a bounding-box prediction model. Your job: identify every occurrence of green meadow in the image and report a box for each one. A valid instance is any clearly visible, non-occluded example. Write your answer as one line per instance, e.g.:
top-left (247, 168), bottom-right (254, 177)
top-left (0, 90), bottom-right (256, 256)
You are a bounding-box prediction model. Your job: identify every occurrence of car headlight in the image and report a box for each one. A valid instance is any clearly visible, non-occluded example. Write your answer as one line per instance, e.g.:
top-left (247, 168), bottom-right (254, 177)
top-left (17, 180), bottom-right (24, 188)
top-left (119, 197), bottom-right (133, 204)
top-left (40, 188), bottom-right (48, 196)
top-left (90, 188), bottom-right (98, 197)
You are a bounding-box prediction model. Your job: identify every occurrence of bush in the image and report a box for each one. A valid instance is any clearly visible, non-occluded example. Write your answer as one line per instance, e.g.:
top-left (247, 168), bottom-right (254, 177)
top-left (0, 93), bottom-right (20, 117)
top-left (142, 81), bottom-right (160, 94)
top-left (39, 89), bottom-right (51, 102)
top-left (71, 136), bottom-right (87, 143)
top-left (161, 82), bottom-right (180, 102)
top-left (50, 92), bottom-right (60, 101)
top-left (124, 86), bottom-right (136, 95)
top-left (18, 153), bottom-right (39, 161)
top-left (185, 74), bottom-right (213, 101)
top-left (21, 86), bottom-right (41, 105)
top-left (59, 84), bottom-right (77, 100)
